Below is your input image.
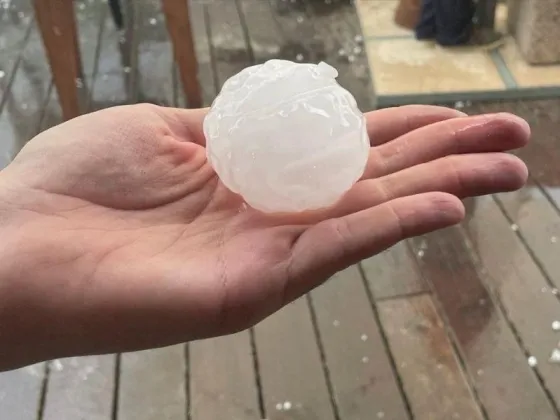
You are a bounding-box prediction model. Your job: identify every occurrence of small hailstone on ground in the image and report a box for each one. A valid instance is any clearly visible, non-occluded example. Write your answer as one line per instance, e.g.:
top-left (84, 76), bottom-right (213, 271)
top-left (362, 356), bottom-right (369, 363)
top-left (550, 349), bottom-right (560, 363)
top-left (377, 411), bottom-right (385, 418)
top-left (510, 223), bottom-right (519, 231)
top-left (553, 288), bottom-right (559, 295)
top-left (361, 334), bottom-right (368, 341)
top-left (552, 321), bottom-right (560, 331)
top-left (0, 70), bottom-right (5, 78)
top-left (296, 53), bottom-right (304, 62)
top-left (477, 369), bottom-right (484, 376)
top-left (338, 48), bottom-right (346, 56)
top-left (541, 287), bottom-right (548, 293)
top-left (354, 34), bottom-right (363, 44)
top-left (528, 356), bottom-right (538, 367)
top-left (348, 54), bottom-right (356, 62)
top-left (296, 16), bottom-right (304, 23)
top-left (123, 66), bottom-right (131, 73)
top-left (149, 17), bottom-right (157, 25)
top-left (275, 403), bottom-right (283, 411)
top-left (203, 59), bottom-right (368, 213)
top-left (417, 249), bottom-right (425, 258)
top-left (51, 359), bottom-right (64, 371)
top-left (282, 401), bottom-right (292, 410)
top-left (454, 101), bottom-right (465, 109)
top-left (551, 236), bottom-right (558, 243)
top-left (353, 46), bottom-right (362, 54)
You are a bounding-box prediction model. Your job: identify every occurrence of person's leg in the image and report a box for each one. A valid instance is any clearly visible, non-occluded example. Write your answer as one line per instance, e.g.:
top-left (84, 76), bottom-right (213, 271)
top-left (433, 0), bottom-right (475, 46)
top-left (415, 0), bottom-right (437, 40)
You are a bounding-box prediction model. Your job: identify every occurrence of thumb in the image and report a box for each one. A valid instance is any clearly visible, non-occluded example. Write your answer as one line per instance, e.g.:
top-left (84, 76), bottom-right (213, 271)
top-left (285, 192), bottom-right (465, 301)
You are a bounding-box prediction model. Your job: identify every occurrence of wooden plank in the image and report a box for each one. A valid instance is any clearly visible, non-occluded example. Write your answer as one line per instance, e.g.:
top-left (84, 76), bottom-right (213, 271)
top-left (222, 4), bottom-right (336, 418)
top-left (0, 3), bottom-right (99, 416)
top-left (161, 0), bottom-right (202, 107)
top-left (241, 0), bottom-right (374, 110)
top-left (38, 6), bottom-right (119, 420)
top-left (206, 0), bottom-right (253, 88)
top-left (361, 241), bottom-right (429, 300)
top-left (42, 356), bottom-right (115, 420)
top-left (1, 25), bottom-right (54, 158)
top-left (464, 100), bottom-right (560, 293)
top-left (117, 3), bottom-right (188, 419)
top-left (187, 4), bottom-right (261, 419)
top-left (33, 0), bottom-right (84, 120)
top-left (239, 0), bottom-right (308, 65)
top-left (303, 0), bottom-right (375, 111)
top-left (88, 0), bottom-right (131, 110)
top-left (0, 0), bottom-right (33, 105)
top-left (255, 298), bottom-right (336, 420)
top-left (183, 0), bottom-right (216, 107)
top-left (311, 265), bottom-right (410, 419)
top-left (0, 363), bottom-right (44, 420)
top-left (378, 294), bottom-right (484, 420)
top-left (496, 187), bottom-right (560, 290)
top-left (134, 0), bottom-right (174, 105)
top-left (463, 195), bottom-right (560, 412)
top-left (190, 334), bottom-right (261, 420)
top-left (37, 0), bottom-right (105, 131)
top-left (411, 226), bottom-right (559, 419)
top-left (118, 346), bottom-right (187, 420)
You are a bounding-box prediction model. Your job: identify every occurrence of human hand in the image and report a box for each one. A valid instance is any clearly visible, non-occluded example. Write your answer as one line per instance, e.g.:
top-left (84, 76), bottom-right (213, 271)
top-left (0, 103), bottom-right (529, 370)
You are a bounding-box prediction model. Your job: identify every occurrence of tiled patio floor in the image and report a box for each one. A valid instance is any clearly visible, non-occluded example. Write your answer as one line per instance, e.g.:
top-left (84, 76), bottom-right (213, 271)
top-left (356, 0), bottom-right (560, 105)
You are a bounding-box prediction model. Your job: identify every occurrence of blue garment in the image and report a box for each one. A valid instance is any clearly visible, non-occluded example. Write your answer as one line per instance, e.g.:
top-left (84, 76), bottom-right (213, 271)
top-left (415, 0), bottom-right (475, 46)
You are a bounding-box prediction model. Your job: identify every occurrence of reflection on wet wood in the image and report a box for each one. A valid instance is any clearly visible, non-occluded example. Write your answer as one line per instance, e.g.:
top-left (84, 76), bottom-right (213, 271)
top-left (378, 294), bottom-right (484, 420)
top-left (463, 196), bottom-right (560, 413)
top-left (411, 227), bottom-right (559, 419)
top-left (361, 241), bottom-right (429, 300)
top-left (311, 265), bottom-right (410, 419)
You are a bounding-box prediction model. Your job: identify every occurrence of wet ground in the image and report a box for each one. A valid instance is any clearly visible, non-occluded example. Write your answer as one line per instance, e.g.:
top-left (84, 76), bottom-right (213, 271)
top-left (1, 1), bottom-right (560, 419)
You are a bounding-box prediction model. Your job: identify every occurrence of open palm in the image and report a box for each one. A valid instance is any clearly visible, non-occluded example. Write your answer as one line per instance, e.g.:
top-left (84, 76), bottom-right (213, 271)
top-left (0, 103), bottom-right (528, 369)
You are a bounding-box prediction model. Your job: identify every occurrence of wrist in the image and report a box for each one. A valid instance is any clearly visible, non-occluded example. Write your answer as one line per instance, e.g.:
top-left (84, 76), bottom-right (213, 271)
top-left (0, 182), bottom-right (65, 370)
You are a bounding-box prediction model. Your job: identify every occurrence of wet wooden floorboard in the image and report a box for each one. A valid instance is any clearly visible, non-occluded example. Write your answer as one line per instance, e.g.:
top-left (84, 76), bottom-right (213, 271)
top-left (1, 1), bottom-right (560, 419)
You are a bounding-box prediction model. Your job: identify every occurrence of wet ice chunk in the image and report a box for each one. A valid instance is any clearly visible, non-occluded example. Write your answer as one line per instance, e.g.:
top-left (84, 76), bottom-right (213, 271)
top-left (203, 59), bottom-right (369, 213)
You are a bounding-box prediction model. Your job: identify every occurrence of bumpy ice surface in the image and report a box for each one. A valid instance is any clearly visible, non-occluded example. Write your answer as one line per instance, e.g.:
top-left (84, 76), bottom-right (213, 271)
top-left (203, 59), bottom-right (369, 213)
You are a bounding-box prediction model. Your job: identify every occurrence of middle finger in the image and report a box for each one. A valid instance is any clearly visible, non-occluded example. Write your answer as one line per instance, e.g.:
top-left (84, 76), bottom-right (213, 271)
top-left (362, 112), bottom-right (530, 180)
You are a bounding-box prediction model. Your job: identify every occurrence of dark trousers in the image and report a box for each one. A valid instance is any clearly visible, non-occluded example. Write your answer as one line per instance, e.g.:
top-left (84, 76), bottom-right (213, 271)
top-left (415, 0), bottom-right (476, 46)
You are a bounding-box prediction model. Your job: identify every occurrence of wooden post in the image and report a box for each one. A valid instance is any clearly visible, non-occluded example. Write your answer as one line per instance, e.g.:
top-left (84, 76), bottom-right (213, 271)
top-left (33, 0), bottom-right (83, 120)
top-left (161, 0), bottom-right (202, 108)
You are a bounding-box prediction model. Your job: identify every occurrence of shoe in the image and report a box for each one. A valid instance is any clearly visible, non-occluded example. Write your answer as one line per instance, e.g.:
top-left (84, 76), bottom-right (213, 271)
top-left (466, 28), bottom-right (505, 50)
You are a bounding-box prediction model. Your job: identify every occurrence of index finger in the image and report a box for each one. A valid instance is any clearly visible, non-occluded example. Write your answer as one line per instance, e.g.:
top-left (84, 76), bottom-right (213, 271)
top-left (365, 105), bottom-right (467, 146)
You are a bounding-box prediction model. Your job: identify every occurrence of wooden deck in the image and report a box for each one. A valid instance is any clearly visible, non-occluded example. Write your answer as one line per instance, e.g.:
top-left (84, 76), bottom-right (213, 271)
top-left (1, 1), bottom-right (560, 419)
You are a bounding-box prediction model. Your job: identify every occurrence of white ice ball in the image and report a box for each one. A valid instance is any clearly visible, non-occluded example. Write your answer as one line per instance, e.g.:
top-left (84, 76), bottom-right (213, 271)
top-left (203, 59), bottom-right (369, 213)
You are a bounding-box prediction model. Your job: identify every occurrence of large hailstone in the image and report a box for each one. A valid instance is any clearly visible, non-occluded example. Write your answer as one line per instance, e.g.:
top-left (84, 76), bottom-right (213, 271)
top-left (203, 59), bottom-right (369, 213)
